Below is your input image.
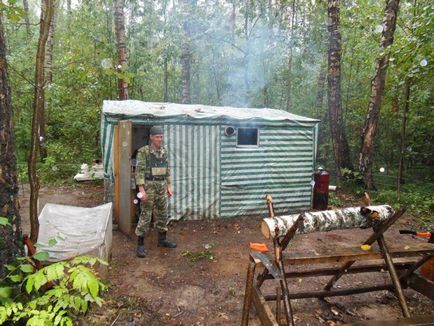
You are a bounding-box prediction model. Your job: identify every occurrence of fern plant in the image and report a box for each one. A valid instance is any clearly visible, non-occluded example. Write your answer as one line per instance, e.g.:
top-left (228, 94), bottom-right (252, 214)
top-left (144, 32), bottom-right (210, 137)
top-left (0, 253), bottom-right (107, 325)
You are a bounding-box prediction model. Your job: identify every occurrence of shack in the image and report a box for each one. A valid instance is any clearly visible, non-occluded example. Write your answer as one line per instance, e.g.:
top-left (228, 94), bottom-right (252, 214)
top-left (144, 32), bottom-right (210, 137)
top-left (101, 100), bottom-right (319, 235)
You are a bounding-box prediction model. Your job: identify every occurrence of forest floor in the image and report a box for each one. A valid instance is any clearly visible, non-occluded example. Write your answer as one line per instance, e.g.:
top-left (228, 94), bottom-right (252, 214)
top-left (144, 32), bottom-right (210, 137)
top-left (18, 182), bottom-right (433, 326)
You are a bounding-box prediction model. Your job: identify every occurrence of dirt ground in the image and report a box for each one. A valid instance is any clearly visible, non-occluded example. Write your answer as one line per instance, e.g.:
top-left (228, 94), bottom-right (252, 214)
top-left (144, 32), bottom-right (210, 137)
top-left (18, 182), bottom-right (433, 325)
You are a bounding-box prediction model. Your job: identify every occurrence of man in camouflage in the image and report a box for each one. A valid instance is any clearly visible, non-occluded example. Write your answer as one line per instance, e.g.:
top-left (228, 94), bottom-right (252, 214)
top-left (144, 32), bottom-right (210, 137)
top-left (135, 126), bottom-right (177, 258)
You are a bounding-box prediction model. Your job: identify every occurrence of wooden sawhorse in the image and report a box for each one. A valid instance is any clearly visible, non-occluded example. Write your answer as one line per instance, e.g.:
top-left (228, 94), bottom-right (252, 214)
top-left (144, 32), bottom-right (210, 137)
top-left (241, 202), bottom-right (434, 325)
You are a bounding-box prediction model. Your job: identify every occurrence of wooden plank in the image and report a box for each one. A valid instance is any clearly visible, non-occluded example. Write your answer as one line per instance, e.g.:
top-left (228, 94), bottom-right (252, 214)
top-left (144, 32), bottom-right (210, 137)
top-left (407, 274), bottom-right (434, 300)
top-left (252, 285), bottom-right (279, 326)
top-left (283, 243), bottom-right (434, 266)
top-left (344, 315), bottom-right (434, 326)
top-left (113, 124), bottom-right (120, 224)
top-left (118, 120), bottom-right (132, 236)
top-left (264, 284), bottom-right (395, 300)
top-left (260, 261), bottom-right (418, 279)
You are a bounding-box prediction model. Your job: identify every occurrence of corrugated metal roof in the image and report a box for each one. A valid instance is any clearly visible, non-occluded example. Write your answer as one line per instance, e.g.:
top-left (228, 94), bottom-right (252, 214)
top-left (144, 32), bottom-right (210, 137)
top-left (102, 100), bottom-right (319, 123)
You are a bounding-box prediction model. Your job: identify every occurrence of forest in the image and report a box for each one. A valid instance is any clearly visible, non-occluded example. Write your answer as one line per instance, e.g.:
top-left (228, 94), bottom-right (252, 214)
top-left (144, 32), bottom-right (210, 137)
top-left (0, 0), bottom-right (433, 324)
top-left (3, 0), bottom-right (433, 194)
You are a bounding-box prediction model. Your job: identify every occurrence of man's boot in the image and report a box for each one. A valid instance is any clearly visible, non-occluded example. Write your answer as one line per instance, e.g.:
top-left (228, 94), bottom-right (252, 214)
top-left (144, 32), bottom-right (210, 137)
top-left (158, 232), bottom-right (177, 248)
top-left (136, 236), bottom-right (147, 258)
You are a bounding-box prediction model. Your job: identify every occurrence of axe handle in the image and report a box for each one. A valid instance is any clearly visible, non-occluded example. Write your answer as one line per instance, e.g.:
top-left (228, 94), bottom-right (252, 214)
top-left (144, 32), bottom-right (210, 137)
top-left (399, 229), bottom-right (416, 235)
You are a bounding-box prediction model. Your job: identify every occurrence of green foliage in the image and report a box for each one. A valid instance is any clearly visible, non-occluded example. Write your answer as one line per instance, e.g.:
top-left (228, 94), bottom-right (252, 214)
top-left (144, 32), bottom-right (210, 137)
top-left (0, 0), bottom-right (25, 22)
top-left (374, 183), bottom-right (434, 230)
top-left (1, 0), bottom-right (432, 185)
top-left (0, 255), bottom-right (107, 325)
top-left (0, 217), bottom-right (10, 226)
top-left (328, 193), bottom-right (343, 208)
top-left (227, 286), bottom-right (236, 297)
top-left (339, 168), bottom-right (365, 193)
top-left (181, 243), bottom-right (215, 262)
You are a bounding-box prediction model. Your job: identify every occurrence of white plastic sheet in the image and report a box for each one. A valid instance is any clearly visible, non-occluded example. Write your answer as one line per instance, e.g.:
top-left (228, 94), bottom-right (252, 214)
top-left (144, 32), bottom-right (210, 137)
top-left (36, 203), bottom-right (112, 262)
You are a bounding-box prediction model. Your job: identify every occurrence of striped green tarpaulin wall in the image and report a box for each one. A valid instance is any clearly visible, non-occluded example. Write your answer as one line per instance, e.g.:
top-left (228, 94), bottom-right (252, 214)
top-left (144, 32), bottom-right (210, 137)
top-left (101, 116), bottom-right (317, 220)
top-left (101, 115), bottom-right (115, 180)
top-left (165, 124), bottom-right (220, 220)
top-left (220, 126), bottom-right (314, 218)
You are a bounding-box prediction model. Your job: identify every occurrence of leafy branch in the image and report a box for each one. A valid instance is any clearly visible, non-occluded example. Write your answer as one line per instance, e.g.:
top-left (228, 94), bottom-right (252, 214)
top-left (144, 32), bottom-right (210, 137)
top-left (0, 254), bottom-right (108, 325)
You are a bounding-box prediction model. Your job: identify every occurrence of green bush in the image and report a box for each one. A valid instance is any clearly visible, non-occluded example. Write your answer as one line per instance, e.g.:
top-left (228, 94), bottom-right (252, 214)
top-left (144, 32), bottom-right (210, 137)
top-left (0, 253), bottom-right (107, 325)
top-left (339, 168), bottom-right (365, 194)
top-left (373, 183), bottom-right (434, 230)
top-left (328, 193), bottom-right (343, 207)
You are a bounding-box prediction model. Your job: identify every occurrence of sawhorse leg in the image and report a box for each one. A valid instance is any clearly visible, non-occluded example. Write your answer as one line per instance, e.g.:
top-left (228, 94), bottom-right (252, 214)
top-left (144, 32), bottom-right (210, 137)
top-left (241, 256), bottom-right (256, 326)
top-left (377, 234), bottom-right (411, 317)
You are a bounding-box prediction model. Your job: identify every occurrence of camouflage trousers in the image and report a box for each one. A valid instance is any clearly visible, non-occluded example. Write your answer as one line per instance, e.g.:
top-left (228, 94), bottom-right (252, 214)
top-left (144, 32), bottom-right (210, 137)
top-left (135, 181), bottom-right (168, 237)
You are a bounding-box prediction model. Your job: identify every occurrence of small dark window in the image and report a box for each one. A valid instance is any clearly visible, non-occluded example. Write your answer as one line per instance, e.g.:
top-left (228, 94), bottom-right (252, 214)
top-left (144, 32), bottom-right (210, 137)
top-left (237, 128), bottom-right (258, 146)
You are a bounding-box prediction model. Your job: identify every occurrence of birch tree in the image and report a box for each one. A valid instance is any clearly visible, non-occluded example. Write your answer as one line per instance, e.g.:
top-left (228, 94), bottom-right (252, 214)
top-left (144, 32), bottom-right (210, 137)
top-left (114, 0), bottom-right (128, 100)
top-left (359, 0), bottom-right (400, 189)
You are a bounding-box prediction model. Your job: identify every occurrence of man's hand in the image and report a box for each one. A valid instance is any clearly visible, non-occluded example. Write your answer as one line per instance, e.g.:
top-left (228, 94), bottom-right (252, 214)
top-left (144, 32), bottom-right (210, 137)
top-left (138, 190), bottom-right (148, 202)
top-left (166, 185), bottom-right (173, 197)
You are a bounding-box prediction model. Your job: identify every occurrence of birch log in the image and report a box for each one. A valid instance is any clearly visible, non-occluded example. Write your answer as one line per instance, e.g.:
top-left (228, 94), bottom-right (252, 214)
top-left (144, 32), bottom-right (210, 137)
top-left (261, 205), bottom-right (395, 240)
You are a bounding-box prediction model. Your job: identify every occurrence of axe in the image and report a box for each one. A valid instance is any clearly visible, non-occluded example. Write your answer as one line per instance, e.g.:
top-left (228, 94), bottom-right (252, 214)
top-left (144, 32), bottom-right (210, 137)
top-left (399, 229), bottom-right (434, 243)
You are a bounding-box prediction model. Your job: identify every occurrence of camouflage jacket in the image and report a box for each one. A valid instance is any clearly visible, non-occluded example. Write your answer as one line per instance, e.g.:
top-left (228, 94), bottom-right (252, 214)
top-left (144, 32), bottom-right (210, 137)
top-left (135, 145), bottom-right (171, 186)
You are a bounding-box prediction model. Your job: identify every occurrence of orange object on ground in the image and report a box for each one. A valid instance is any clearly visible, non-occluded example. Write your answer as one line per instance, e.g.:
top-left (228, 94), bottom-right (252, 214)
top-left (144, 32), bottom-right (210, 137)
top-left (249, 242), bottom-right (269, 252)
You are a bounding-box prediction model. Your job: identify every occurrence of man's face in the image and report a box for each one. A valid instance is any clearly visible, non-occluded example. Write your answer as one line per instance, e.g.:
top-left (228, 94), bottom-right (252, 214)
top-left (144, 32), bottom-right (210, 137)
top-left (150, 134), bottom-right (163, 148)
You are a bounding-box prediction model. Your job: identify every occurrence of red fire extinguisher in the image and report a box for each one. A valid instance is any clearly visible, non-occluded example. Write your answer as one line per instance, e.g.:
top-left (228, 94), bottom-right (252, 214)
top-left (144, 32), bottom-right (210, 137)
top-left (313, 167), bottom-right (329, 210)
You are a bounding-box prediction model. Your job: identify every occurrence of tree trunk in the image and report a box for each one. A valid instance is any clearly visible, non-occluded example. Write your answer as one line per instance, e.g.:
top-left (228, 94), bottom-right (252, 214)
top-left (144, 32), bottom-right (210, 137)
top-left (22, 0), bottom-right (31, 36)
top-left (327, 0), bottom-right (352, 182)
top-left (28, 0), bottom-right (54, 243)
top-left (315, 69), bottom-right (326, 114)
top-left (286, 0), bottom-right (296, 111)
top-left (262, 205), bottom-right (395, 239)
top-left (315, 68), bottom-right (329, 159)
top-left (114, 0), bottom-right (128, 100)
top-left (163, 56), bottom-right (169, 102)
top-left (397, 79), bottom-right (410, 198)
top-left (67, 0), bottom-right (71, 26)
top-left (181, 36), bottom-right (191, 104)
top-left (180, 0), bottom-right (192, 104)
top-left (0, 14), bottom-right (22, 278)
top-left (45, 10), bottom-right (56, 85)
top-left (212, 49), bottom-right (221, 104)
top-left (40, 7), bottom-right (56, 160)
top-left (162, 0), bottom-right (169, 102)
top-left (359, 0), bottom-right (400, 189)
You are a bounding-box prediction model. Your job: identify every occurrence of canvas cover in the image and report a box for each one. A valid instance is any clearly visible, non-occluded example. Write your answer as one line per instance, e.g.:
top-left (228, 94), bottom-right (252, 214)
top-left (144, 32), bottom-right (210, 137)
top-left (36, 203), bottom-right (112, 262)
top-left (102, 100), bottom-right (319, 122)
